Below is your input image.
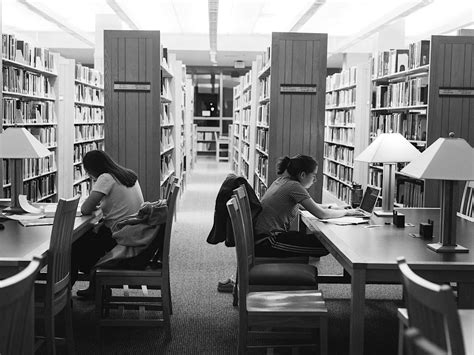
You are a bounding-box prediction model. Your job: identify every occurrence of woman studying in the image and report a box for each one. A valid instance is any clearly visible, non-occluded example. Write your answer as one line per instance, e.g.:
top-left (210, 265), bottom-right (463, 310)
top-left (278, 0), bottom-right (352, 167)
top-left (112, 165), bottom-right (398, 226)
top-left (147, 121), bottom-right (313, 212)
top-left (71, 150), bottom-right (144, 295)
top-left (254, 154), bottom-right (357, 258)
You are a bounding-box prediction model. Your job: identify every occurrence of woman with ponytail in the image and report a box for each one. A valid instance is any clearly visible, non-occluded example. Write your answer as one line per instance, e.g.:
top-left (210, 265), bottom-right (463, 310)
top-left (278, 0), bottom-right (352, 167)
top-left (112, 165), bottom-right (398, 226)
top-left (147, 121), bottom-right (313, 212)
top-left (254, 154), bottom-right (357, 258)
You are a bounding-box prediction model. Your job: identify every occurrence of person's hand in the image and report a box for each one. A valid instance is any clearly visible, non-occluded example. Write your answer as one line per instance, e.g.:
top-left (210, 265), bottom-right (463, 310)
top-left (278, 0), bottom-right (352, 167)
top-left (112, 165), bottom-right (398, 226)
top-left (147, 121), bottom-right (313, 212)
top-left (344, 209), bottom-right (362, 216)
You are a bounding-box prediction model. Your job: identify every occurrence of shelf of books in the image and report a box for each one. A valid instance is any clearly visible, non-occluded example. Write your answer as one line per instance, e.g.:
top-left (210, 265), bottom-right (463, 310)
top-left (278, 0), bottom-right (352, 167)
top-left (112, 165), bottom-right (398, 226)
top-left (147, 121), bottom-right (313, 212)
top-left (370, 40), bottom-right (430, 207)
top-left (72, 64), bottom-right (104, 198)
top-left (254, 50), bottom-right (270, 199)
top-left (323, 63), bottom-right (370, 205)
top-left (160, 49), bottom-right (175, 196)
top-left (2, 33), bottom-right (59, 202)
top-left (232, 82), bottom-right (242, 174)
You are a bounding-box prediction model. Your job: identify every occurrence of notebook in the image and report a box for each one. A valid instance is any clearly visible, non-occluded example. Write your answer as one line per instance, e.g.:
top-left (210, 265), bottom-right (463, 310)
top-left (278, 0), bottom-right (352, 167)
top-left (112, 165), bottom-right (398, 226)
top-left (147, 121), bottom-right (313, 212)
top-left (350, 186), bottom-right (381, 218)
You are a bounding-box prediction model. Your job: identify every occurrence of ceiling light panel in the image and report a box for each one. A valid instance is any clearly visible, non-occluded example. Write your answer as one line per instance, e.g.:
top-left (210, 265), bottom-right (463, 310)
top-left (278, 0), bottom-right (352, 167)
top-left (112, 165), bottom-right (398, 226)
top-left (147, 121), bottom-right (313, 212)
top-left (115, 0), bottom-right (208, 33)
top-left (405, 0), bottom-right (474, 36)
top-left (219, 0), bottom-right (314, 34)
top-left (300, 0), bottom-right (416, 36)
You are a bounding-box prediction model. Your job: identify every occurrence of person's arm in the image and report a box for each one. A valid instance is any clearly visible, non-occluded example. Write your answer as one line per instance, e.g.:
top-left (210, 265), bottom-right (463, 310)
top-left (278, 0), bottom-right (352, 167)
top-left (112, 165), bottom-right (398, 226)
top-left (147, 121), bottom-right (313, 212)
top-left (300, 197), bottom-right (348, 219)
top-left (80, 191), bottom-right (105, 215)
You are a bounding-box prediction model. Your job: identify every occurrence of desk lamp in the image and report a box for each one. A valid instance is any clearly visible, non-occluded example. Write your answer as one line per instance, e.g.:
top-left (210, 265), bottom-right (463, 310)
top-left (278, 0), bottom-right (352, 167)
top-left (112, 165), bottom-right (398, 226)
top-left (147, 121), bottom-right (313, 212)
top-left (355, 132), bottom-right (421, 216)
top-left (401, 132), bottom-right (474, 253)
top-left (0, 127), bottom-right (51, 213)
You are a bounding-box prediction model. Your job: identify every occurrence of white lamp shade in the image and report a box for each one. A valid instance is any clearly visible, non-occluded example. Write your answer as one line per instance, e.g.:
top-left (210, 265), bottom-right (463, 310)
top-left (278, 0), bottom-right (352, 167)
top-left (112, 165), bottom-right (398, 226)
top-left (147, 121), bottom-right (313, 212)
top-left (401, 135), bottom-right (474, 180)
top-left (355, 132), bottom-right (421, 163)
top-left (0, 127), bottom-right (51, 158)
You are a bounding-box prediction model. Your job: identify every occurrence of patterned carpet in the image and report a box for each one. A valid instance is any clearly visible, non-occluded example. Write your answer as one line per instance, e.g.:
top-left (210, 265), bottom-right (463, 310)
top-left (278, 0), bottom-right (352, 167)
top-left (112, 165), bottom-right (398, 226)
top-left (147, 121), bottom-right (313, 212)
top-left (68, 157), bottom-right (403, 355)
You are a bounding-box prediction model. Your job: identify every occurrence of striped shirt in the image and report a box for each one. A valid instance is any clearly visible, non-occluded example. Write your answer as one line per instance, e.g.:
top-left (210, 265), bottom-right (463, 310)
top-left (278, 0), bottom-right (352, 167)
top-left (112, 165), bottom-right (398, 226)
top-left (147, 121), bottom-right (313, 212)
top-left (254, 176), bottom-right (311, 238)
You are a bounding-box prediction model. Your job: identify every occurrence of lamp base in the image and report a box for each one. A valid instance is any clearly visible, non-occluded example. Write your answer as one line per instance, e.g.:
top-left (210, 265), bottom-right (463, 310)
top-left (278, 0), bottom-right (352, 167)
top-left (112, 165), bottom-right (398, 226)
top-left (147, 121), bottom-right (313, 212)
top-left (427, 242), bottom-right (469, 253)
top-left (374, 210), bottom-right (393, 217)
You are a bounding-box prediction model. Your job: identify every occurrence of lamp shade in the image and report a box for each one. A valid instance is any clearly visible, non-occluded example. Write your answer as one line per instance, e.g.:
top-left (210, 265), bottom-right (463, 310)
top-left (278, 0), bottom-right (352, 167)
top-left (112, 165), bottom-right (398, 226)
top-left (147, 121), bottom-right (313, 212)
top-left (355, 132), bottom-right (421, 163)
top-left (400, 133), bottom-right (474, 180)
top-left (0, 127), bottom-right (51, 158)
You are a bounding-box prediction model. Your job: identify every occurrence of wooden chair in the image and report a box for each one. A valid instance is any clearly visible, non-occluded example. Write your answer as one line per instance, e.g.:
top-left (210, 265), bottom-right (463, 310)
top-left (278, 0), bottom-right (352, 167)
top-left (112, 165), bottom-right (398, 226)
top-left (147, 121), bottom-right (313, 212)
top-left (227, 196), bottom-right (328, 354)
top-left (95, 184), bottom-right (180, 339)
top-left (397, 257), bottom-right (474, 355)
top-left (35, 196), bottom-right (80, 355)
top-left (231, 186), bottom-right (318, 306)
top-left (405, 328), bottom-right (448, 355)
top-left (0, 257), bottom-right (42, 355)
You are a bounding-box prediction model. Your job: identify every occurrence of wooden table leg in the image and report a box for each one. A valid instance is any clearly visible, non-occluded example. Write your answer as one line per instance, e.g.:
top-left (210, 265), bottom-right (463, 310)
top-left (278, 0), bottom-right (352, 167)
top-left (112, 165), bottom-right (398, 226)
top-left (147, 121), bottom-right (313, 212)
top-left (457, 282), bottom-right (474, 308)
top-left (350, 268), bottom-right (366, 355)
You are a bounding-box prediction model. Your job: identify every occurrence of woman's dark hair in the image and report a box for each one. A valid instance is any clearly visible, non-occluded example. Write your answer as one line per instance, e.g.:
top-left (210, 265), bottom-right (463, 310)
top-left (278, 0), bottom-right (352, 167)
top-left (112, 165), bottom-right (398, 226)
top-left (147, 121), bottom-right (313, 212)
top-left (276, 155), bottom-right (318, 179)
top-left (83, 150), bottom-right (138, 187)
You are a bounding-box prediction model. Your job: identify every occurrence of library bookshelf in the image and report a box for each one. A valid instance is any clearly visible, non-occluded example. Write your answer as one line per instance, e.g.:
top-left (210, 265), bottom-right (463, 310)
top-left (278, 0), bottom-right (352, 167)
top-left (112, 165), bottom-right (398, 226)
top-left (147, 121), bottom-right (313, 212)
top-left (369, 35), bottom-right (474, 208)
top-left (2, 34), bottom-right (59, 202)
top-left (323, 63), bottom-right (370, 205)
top-left (104, 31), bottom-right (188, 200)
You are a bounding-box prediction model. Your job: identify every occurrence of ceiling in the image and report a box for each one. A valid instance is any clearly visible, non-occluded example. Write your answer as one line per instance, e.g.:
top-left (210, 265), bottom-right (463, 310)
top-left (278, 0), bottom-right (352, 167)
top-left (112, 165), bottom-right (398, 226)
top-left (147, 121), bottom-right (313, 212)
top-left (2, 0), bottom-right (474, 68)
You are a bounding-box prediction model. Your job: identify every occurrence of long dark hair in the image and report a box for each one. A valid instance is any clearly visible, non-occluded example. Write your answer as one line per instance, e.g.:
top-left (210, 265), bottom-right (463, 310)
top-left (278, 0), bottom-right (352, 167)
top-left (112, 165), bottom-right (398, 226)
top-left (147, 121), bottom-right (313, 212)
top-left (276, 155), bottom-right (318, 180)
top-left (83, 150), bottom-right (138, 187)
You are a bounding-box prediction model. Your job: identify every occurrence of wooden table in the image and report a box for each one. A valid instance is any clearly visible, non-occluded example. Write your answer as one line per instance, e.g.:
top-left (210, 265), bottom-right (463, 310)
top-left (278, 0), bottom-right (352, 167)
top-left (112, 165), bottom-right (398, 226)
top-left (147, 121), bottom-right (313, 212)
top-left (0, 213), bottom-right (100, 277)
top-left (301, 208), bottom-right (474, 355)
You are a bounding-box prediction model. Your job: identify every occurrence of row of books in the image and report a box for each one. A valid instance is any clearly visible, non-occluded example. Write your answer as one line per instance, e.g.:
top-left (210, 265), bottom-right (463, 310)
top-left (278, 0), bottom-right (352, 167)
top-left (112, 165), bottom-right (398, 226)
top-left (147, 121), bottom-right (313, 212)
top-left (197, 131), bottom-right (215, 141)
top-left (369, 168), bottom-right (383, 189)
top-left (160, 155), bottom-right (174, 183)
top-left (255, 154), bottom-right (268, 183)
top-left (3, 98), bottom-right (55, 124)
top-left (22, 175), bottom-right (56, 202)
top-left (197, 142), bottom-right (215, 151)
top-left (370, 112), bottom-right (427, 141)
top-left (254, 173), bottom-right (268, 199)
top-left (256, 128), bottom-right (269, 153)
top-left (75, 106), bottom-right (104, 123)
top-left (240, 107), bottom-right (251, 123)
top-left (161, 78), bottom-right (171, 99)
top-left (75, 84), bottom-right (104, 105)
top-left (325, 127), bottom-right (355, 146)
top-left (324, 143), bottom-right (354, 166)
top-left (326, 67), bottom-right (357, 91)
top-left (373, 77), bottom-right (428, 108)
top-left (372, 40), bottom-right (430, 78)
top-left (323, 176), bottom-right (351, 205)
top-left (75, 63), bottom-right (104, 88)
top-left (74, 125), bottom-right (103, 142)
top-left (261, 46), bottom-right (271, 69)
top-left (325, 88), bottom-right (356, 107)
top-left (73, 180), bottom-right (91, 197)
top-left (234, 95), bottom-right (242, 110)
top-left (242, 125), bottom-right (250, 141)
top-left (28, 126), bottom-right (56, 146)
top-left (257, 102), bottom-right (269, 126)
top-left (242, 89), bottom-right (252, 106)
top-left (73, 164), bottom-right (87, 183)
top-left (161, 104), bottom-right (174, 126)
top-left (23, 152), bottom-right (57, 179)
top-left (460, 183), bottom-right (474, 218)
top-left (241, 143), bottom-right (250, 161)
top-left (397, 178), bottom-right (424, 207)
top-left (73, 141), bottom-right (103, 163)
top-left (161, 128), bottom-right (175, 151)
top-left (325, 109), bottom-right (354, 126)
top-left (243, 71), bottom-right (252, 87)
top-left (241, 159), bottom-right (249, 180)
top-left (3, 66), bottom-right (54, 98)
top-left (324, 161), bottom-right (353, 184)
top-left (259, 76), bottom-right (270, 100)
top-left (2, 33), bottom-right (56, 72)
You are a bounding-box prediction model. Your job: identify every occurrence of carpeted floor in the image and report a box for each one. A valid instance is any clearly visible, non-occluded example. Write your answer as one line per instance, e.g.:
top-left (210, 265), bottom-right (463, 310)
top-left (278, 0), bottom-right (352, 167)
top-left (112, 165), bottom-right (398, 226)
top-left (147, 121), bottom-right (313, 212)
top-left (69, 156), bottom-right (403, 355)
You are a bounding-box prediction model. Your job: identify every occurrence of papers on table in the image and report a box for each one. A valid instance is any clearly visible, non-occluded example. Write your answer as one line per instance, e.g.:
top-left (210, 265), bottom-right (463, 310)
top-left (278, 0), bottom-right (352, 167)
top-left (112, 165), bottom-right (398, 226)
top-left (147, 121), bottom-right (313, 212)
top-left (320, 217), bottom-right (369, 225)
top-left (19, 195), bottom-right (43, 214)
top-left (18, 218), bottom-right (55, 227)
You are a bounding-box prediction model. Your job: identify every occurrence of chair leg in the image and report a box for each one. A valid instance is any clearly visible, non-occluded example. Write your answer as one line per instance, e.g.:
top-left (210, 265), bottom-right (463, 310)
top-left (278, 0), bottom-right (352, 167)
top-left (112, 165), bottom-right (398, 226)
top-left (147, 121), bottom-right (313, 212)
top-left (398, 318), bottom-right (405, 355)
top-left (95, 278), bottom-right (103, 340)
top-left (233, 268), bottom-right (239, 307)
top-left (162, 283), bottom-right (172, 340)
top-left (320, 317), bottom-right (328, 355)
top-left (65, 291), bottom-right (76, 355)
top-left (168, 278), bottom-right (173, 315)
top-left (44, 313), bottom-right (56, 355)
top-left (238, 315), bottom-right (247, 355)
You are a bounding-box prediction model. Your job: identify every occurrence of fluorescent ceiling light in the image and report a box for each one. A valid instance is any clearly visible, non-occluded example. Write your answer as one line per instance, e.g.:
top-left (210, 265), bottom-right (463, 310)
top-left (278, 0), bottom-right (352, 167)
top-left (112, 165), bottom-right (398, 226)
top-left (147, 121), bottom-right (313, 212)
top-left (106, 0), bottom-right (139, 30)
top-left (114, 0), bottom-right (208, 33)
top-left (290, 0), bottom-right (326, 32)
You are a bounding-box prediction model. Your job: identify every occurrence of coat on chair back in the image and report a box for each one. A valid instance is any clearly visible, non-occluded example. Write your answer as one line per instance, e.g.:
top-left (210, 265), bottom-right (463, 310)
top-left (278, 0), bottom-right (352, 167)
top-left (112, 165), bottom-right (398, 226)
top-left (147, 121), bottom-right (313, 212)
top-left (207, 174), bottom-right (262, 247)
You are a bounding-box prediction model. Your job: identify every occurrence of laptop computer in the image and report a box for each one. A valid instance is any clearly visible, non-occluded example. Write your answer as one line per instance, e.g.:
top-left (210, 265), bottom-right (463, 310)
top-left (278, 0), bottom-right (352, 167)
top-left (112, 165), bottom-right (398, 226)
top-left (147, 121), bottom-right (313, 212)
top-left (350, 186), bottom-right (381, 218)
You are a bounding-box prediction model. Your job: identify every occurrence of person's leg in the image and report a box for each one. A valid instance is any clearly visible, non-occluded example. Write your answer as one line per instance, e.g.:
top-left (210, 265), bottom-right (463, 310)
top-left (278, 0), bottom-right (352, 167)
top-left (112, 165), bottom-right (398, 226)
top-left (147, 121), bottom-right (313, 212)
top-left (255, 231), bottom-right (329, 258)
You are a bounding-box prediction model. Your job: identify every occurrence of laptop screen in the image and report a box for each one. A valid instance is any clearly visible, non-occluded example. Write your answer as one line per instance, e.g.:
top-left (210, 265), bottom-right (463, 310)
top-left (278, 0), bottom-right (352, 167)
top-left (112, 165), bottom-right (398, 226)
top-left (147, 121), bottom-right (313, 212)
top-left (359, 186), bottom-right (381, 213)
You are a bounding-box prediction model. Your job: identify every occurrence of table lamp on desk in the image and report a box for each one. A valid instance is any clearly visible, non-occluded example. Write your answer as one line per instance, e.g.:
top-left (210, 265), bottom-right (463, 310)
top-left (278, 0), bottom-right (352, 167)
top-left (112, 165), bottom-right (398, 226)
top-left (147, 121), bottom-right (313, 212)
top-left (0, 127), bottom-right (52, 213)
top-left (355, 132), bottom-right (421, 216)
top-left (401, 132), bottom-right (474, 253)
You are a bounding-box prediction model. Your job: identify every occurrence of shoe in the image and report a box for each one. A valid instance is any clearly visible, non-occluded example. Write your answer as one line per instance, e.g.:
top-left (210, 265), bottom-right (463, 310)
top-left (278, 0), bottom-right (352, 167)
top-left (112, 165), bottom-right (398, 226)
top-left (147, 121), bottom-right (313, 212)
top-left (76, 287), bottom-right (93, 299)
top-left (217, 278), bottom-right (235, 293)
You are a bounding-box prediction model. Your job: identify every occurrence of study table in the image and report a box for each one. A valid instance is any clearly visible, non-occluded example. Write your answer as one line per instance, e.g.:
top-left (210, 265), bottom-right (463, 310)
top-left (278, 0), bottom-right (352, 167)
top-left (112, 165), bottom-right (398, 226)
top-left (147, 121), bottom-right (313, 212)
top-left (301, 208), bottom-right (474, 355)
top-left (0, 212), bottom-right (101, 277)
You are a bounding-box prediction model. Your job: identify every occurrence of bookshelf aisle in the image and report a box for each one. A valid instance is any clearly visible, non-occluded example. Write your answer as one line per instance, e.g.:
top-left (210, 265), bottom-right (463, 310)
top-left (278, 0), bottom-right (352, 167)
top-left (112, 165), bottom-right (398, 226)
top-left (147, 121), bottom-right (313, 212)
top-left (2, 33), bottom-right (59, 202)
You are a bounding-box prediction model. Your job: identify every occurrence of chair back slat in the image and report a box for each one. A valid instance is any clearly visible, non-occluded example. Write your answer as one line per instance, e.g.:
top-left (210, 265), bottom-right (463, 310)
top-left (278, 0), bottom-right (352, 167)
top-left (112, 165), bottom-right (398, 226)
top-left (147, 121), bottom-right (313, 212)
top-left (227, 197), bottom-right (249, 313)
top-left (233, 186), bottom-right (255, 266)
top-left (48, 196), bottom-right (80, 296)
top-left (0, 257), bottom-right (42, 355)
top-left (405, 327), bottom-right (448, 355)
top-left (397, 257), bottom-right (465, 355)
